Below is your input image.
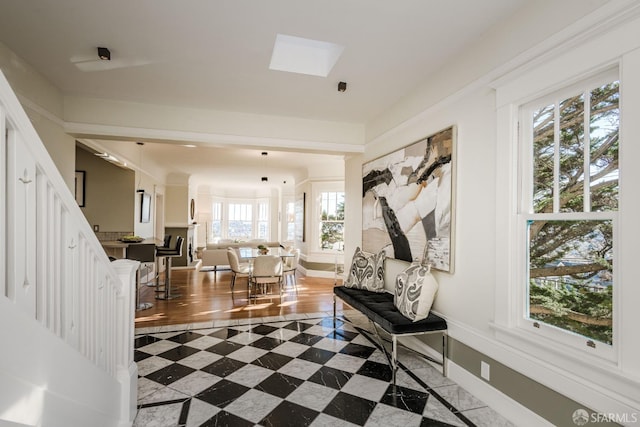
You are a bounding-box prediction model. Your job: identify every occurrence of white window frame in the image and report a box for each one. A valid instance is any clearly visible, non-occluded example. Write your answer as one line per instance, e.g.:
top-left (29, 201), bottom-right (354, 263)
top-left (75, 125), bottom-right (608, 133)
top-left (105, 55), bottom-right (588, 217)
top-left (284, 200), bottom-right (295, 242)
top-left (310, 181), bottom-right (344, 254)
top-left (515, 70), bottom-right (619, 361)
top-left (210, 197), bottom-right (270, 242)
top-left (495, 69), bottom-right (621, 366)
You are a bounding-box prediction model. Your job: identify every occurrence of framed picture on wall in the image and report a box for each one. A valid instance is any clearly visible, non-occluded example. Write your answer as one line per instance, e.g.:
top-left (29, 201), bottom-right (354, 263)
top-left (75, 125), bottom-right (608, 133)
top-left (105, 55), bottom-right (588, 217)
top-left (362, 126), bottom-right (455, 272)
top-left (140, 192), bottom-right (152, 223)
top-left (75, 171), bottom-right (85, 207)
top-left (295, 192), bottom-right (306, 242)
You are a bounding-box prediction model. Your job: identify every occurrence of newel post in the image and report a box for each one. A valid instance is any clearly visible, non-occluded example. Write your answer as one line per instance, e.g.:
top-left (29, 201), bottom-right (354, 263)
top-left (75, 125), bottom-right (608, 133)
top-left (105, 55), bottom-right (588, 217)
top-left (111, 259), bottom-right (139, 426)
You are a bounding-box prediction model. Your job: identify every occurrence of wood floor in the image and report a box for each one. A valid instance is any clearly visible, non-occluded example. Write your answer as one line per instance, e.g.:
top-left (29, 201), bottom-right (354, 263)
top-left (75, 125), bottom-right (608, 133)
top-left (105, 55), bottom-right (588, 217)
top-left (134, 268), bottom-right (347, 329)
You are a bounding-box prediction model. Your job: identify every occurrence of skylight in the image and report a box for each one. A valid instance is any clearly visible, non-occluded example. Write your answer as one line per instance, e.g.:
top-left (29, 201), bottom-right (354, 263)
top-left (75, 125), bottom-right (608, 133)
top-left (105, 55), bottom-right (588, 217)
top-left (269, 34), bottom-right (344, 77)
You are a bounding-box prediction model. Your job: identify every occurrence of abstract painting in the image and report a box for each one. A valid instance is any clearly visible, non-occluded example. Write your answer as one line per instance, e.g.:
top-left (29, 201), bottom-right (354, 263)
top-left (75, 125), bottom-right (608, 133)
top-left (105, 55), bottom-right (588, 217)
top-left (362, 126), bottom-right (455, 272)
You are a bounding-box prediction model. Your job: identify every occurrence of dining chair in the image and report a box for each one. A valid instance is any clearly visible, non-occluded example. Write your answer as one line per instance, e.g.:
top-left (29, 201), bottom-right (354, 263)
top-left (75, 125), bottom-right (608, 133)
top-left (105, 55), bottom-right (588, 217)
top-left (282, 248), bottom-right (300, 295)
top-left (249, 255), bottom-right (283, 301)
top-left (227, 248), bottom-right (250, 291)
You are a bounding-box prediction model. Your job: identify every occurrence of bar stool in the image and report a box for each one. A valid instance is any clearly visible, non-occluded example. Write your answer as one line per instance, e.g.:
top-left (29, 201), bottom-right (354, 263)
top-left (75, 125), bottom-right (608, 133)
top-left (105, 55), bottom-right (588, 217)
top-left (161, 234), bottom-right (172, 249)
top-left (125, 243), bottom-right (157, 311)
top-left (155, 236), bottom-right (183, 300)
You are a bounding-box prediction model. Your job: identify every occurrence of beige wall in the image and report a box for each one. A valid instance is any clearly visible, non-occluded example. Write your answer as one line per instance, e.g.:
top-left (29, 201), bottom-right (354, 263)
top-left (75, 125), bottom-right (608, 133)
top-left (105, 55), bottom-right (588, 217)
top-left (165, 185), bottom-right (189, 225)
top-left (76, 146), bottom-right (135, 233)
top-left (0, 41), bottom-right (76, 191)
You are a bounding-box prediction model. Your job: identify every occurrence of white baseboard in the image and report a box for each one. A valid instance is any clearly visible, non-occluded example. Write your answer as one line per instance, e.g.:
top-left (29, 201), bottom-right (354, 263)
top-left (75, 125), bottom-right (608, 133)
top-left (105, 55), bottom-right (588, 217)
top-left (447, 361), bottom-right (554, 427)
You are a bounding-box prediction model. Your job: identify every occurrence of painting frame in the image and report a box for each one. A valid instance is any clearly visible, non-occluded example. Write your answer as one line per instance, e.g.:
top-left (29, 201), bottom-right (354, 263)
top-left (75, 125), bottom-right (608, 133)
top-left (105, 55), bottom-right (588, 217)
top-left (295, 192), bottom-right (306, 242)
top-left (140, 192), bottom-right (152, 223)
top-left (362, 126), bottom-right (456, 272)
top-left (75, 170), bottom-right (86, 207)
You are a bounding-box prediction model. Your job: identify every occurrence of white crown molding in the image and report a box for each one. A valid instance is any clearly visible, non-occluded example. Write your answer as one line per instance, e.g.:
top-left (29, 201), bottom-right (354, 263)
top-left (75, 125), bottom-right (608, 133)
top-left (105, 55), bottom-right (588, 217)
top-left (64, 121), bottom-right (364, 155)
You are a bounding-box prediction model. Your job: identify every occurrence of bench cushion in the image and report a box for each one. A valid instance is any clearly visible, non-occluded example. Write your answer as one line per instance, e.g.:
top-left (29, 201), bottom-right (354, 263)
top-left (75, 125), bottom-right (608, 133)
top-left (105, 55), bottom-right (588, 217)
top-left (334, 286), bottom-right (447, 335)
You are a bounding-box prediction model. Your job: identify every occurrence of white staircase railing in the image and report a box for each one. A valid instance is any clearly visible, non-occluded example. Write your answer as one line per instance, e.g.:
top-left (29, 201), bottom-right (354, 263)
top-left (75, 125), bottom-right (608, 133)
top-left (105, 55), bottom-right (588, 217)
top-left (0, 70), bottom-right (137, 426)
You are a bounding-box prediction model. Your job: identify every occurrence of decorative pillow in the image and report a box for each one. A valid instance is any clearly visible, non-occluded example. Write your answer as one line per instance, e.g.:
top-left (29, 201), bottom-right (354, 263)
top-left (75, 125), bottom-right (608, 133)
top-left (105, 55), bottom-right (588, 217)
top-left (394, 261), bottom-right (439, 321)
top-left (344, 247), bottom-right (385, 292)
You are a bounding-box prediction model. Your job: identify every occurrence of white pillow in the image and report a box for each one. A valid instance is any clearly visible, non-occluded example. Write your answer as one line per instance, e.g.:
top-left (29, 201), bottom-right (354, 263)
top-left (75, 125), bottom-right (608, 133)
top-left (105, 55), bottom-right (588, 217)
top-left (344, 247), bottom-right (385, 292)
top-left (394, 261), bottom-right (439, 321)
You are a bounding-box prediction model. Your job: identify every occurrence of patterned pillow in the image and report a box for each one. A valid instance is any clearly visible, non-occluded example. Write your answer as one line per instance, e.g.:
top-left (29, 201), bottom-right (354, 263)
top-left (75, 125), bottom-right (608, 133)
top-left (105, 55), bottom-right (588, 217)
top-left (394, 261), bottom-right (439, 321)
top-left (344, 247), bottom-right (385, 292)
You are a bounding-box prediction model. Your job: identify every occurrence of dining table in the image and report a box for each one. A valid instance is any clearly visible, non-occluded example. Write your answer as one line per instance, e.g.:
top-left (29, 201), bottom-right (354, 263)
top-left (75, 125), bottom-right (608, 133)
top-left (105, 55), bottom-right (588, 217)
top-left (238, 247), bottom-right (295, 299)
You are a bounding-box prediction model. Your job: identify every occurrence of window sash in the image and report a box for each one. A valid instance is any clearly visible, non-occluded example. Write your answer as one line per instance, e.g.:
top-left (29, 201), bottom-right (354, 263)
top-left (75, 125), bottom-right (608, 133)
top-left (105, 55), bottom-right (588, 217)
top-left (517, 71), bottom-right (619, 359)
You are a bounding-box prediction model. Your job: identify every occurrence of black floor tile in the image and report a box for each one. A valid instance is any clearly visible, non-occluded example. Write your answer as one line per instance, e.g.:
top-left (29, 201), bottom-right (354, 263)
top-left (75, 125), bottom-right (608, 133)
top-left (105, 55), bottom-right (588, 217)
top-left (289, 332), bottom-right (323, 346)
top-left (339, 342), bottom-right (376, 359)
top-left (420, 417), bottom-right (461, 427)
top-left (297, 347), bottom-right (336, 365)
top-left (134, 335), bottom-right (160, 349)
top-left (201, 357), bottom-right (246, 377)
top-left (308, 366), bottom-right (353, 390)
top-left (282, 321), bottom-right (314, 333)
top-left (134, 350), bottom-right (152, 362)
top-left (326, 329), bottom-right (359, 341)
top-left (250, 336), bottom-right (285, 350)
top-left (252, 352), bottom-right (293, 371)
top-left (205, 340), bottom-right (244, 356)
top-left (323, 391), bottom-right (377, 426)
top-left (167, 331), bottom-right (204, 344)
top-left (194, 379), bottom-right (250, 408)
top-left (250, 324), bottom-right (279, 335)
top-left (208, 328), bottom-right (241, 339)
top-left (357, 360), bottom-right (393, 382)
top-left (144, 363), bottom-right (195, 386)
top-left (200, 410), bottom-right (254, 427)
top-left (381, 384), bottom-right (430, 414)
top-left (255, 372), bottom-right (304, 398)
top-left (260, 400), bottom-right (320, 427)
top-left (157, 345), bottom-right (200, 362)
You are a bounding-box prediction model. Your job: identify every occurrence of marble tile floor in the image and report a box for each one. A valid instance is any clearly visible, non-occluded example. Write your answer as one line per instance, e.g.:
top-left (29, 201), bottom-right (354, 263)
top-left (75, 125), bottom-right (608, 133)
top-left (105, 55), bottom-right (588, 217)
top-left (133, 311), bottom-right (515, 427)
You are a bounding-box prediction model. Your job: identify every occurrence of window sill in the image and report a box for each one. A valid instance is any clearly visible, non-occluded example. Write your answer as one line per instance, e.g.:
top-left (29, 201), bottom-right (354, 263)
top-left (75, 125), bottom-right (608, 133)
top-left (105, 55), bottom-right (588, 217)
top-left (489, 322), bottom-right (640, 395)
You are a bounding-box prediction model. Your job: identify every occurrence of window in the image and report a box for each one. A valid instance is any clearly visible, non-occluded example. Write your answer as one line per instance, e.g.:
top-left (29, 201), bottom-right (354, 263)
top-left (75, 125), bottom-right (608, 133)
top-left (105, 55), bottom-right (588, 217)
top-left (210, 202), bottom-right (222, 241)
top-left (208, 199), bottom-right (270, 242)
top-left (519, 73), bottom-right (618, 351)
top-left (319, 191), bottom-right (344, 250)
top-left (256, 201), bottom-right (269, 240)
top-left (228, 203), bottom-right (253, 240)
top-left (285, 201), bottom-right (295, 241)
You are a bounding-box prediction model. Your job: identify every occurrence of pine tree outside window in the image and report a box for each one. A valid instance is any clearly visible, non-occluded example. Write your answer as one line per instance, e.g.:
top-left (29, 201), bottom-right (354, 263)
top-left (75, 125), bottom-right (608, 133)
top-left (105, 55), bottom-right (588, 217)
top-left (519, 71), bottom-right (618, 353)
top-left (319, 191), bottom-right (344, 251)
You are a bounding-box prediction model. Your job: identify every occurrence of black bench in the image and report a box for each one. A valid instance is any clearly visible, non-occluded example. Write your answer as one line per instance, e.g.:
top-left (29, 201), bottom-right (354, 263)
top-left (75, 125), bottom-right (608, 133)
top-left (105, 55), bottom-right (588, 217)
top-left (333, 258), bottom-right (448, 385)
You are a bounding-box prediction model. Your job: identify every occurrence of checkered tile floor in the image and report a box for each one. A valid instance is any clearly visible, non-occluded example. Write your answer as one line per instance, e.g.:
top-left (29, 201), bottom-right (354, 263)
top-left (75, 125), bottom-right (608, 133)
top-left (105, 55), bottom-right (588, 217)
top-left (134, 315), bottom-right (513, 427)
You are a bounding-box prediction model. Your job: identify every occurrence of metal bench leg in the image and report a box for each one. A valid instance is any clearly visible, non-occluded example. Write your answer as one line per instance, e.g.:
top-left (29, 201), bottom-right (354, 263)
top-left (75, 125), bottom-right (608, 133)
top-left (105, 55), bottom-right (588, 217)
top-left (332, 294), bottom-right (337, 329)
top-left (442, 332), bottom-right (448, 377)
top-left (392, 334), bottom-right (398, 386)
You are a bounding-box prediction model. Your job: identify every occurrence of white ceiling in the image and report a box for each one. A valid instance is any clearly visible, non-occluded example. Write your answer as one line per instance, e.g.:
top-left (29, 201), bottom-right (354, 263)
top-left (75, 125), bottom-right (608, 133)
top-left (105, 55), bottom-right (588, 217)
top-left (0, 0), bottom-right (528, 188)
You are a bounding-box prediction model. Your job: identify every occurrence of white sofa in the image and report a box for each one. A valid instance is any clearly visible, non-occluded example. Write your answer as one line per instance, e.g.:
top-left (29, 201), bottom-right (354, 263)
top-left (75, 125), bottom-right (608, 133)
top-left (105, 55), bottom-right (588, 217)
top-left (201, 241), bottom-right (282, 270)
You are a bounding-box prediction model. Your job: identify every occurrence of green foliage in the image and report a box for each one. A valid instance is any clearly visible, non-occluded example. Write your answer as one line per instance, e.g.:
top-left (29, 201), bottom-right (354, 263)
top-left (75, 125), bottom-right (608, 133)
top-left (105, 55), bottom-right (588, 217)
top-left (530, 282), bottom-right (612, 345)
top-left (528, 81), bottom-right (618, 345)
top-left (321, 201), bottom-right (344, 249)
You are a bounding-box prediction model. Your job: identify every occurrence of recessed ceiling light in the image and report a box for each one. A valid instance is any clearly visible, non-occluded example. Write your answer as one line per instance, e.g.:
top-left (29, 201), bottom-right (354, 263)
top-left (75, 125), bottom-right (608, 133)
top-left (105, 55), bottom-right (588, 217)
top-left (182, 144), bottom-right (197, 148)
top-left (269, 34), bottom-right (344, 77)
